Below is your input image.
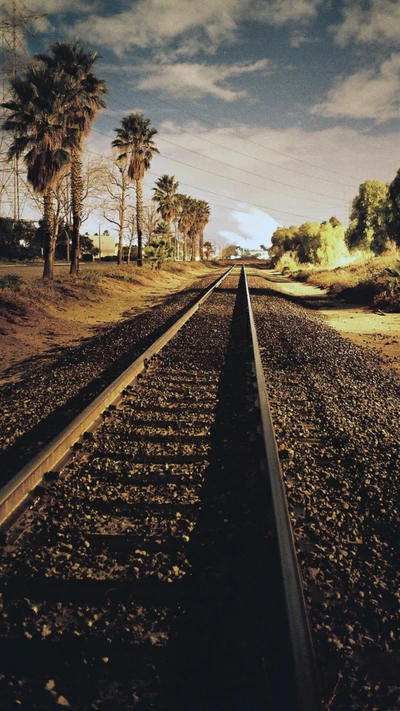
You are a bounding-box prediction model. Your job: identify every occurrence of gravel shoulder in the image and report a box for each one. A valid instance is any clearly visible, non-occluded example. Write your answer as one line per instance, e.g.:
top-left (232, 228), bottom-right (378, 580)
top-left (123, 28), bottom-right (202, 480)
top-left (249, 269), bottom-right (399, 711)
top-left (256, 268), bottom-right (400, 376)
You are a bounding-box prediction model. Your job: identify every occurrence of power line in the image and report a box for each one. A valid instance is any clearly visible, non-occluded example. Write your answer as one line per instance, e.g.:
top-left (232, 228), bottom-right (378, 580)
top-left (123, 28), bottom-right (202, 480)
top-left (84, 144), bottom-right (326, 222)
top-left (108, 91), bottom-right (356, 189)
top-left (109, 79), bottom-right (364, 183)
top-left (92, 126), bottom-right (345, 207)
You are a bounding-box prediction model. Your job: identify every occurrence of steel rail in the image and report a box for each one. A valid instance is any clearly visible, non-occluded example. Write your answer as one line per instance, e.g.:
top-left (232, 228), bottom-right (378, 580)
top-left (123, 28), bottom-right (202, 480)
top-left (0, 267), bottom-right (234, 527)
top-left (242, 265), bottom-right (322, 711)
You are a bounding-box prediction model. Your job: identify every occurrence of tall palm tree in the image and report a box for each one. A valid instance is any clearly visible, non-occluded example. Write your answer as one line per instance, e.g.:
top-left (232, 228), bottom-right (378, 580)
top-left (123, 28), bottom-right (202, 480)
top-left (196, 200), bottom-right (211, 259)
top-left (152, 174), bottom-right (179, 252)
top-left (1, 64), bottom-right (78, 279)
top-left (112, 113), bottom-right (159, 267)
top-left (173, 192), bottom-right (186, 260)
top-left (36, 42), bottom-right (107, 276)
top-left (178, 196), bottom-right (194, 262)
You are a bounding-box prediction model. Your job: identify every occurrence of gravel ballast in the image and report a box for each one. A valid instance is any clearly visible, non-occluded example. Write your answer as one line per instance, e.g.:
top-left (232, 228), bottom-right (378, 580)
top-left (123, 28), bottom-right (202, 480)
top-left (249, 272), bottom-right (399, 711)
top-left (0, 271), bottom-right (223, 486)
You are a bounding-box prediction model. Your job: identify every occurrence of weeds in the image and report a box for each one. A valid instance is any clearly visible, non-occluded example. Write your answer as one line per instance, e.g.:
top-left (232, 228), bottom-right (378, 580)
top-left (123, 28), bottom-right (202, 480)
top-left (283, 252), bottom-right (400, 311)
top-left (0, 274), bottom-right (25, 291)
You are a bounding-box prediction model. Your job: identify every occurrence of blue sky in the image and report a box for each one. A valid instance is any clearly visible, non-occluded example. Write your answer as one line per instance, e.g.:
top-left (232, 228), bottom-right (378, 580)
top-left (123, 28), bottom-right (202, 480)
top-left (17, 0), bottom-right (400, 248)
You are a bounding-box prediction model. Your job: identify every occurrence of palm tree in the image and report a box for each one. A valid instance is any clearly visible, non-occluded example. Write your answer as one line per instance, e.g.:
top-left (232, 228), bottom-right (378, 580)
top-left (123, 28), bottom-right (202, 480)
top-left (173, 192), bottom-right (186, 260)
top-left (196, 200), bottom-right (211, 259)
top-left (152, 220), bottom-right (173, 242)
top-left (1, 64), bottom-right (78, 279)
top-left (178, 196), bottom-right (194, 262)
top-left (152, 174), bottom-right (179, 253)
top-left (112, 113), bottom-right (159, 267)
top-left (36, 42), bottom-right (107, 277)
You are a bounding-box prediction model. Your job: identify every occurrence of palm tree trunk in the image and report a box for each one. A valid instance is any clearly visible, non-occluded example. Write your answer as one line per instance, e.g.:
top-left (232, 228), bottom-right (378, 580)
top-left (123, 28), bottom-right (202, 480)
top-left (136, 178), bottom-right (143, 267)
top-left (191, 232), bottom-right (196, 261)
top-left (182, 231), bottom-right (187, 262)
top-left (42, 187), bottom-right (56, 280)
top-left (199, 230), bottom-right (204, 261)
top-left (70, 148), bottom-right (83, 277)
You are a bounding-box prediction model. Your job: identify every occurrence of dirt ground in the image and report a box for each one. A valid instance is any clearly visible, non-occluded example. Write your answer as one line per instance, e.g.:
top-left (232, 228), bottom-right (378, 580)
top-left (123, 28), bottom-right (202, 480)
top-left (0, 265), bottom-right (399, 382)
top-left (260, 269), bottom-right (400, 376)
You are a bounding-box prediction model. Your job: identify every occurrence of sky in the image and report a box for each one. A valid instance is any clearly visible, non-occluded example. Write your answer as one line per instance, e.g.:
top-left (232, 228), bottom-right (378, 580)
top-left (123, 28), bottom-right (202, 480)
top-left (7, 0), bottom-right (400, 250)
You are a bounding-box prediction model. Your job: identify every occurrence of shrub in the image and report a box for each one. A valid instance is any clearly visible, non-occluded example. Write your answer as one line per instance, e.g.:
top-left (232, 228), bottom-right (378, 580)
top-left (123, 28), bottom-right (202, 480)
top-left (276, 253), bottom-right (299, 274)
top-left (0, 274), bottom-right (25, 291)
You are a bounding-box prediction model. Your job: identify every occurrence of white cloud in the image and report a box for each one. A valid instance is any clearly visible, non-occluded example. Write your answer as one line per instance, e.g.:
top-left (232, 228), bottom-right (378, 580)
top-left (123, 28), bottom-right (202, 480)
top-left (252, 0), bottom-right (324, 25)
top-left (310, 53), bottom-right (400, 122)
top-left (135, 59), bottom-right (271, 101)
top-left (220, 207), bottom-right (280, 248)
top-left (67, 0), bottom-right (325, 56)
top-left (331, 0), bottom-right (400, 46)
top-left (70, 0), bottom-right (245, 55)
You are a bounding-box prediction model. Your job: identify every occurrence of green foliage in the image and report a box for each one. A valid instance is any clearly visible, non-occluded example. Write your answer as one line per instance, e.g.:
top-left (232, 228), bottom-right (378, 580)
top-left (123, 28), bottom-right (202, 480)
top-left (270, 220), bottom-right (350, 268)
top-left (346, 180), bottom-right (390, 254)
top-left (80, 234), bottom-right (99, 256)
top-left (0, 274), bottom-right (25, 291)
top-left (203, 241), bottom-right (214, 259)
top-left (0, 217), bottom-right (39, 260)
top-left (222, 244), bottom-right (240, 258)
top-left (387, 169), bottom-right (400, 248)
top-left (144, 238), bottom-right (174, 269)
top-left (317, 222), bottom-right (349, 267)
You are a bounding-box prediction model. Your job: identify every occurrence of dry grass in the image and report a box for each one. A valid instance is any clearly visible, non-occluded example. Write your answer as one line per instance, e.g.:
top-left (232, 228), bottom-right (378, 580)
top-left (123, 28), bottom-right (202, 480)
top-left (288, 252), bottom-right (400, 311)
top-left (0, 261), bottom-right (220, 318)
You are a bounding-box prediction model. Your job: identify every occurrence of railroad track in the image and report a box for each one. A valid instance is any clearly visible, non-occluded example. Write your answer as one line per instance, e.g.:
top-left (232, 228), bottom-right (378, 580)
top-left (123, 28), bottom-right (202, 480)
top-left (0, 266), bottom-right (321, 711)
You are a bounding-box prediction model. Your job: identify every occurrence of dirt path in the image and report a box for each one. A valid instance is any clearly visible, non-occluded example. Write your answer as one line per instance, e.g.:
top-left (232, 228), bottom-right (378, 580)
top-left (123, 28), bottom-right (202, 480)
top-left (256, 269), bottom-right (400, 375)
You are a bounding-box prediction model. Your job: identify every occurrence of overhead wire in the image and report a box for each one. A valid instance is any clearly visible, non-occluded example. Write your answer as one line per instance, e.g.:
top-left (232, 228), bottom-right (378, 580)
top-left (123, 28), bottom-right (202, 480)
top-left (108, 78), bottom-right (364, 183)
top-left (92, 124), bottom-right (346, 207)
top-left (85, 143), bottom-right (325, 222)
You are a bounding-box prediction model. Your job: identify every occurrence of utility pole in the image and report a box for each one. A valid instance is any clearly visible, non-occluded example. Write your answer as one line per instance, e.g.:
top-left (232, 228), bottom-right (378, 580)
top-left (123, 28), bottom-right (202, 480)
top-left (0, 0), bottom-right (46, 219)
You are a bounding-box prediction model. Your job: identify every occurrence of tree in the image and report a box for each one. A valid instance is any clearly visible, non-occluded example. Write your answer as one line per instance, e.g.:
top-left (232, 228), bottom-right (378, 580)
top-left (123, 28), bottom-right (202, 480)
top-left (0, 217), bottom-right (38, 260)
top-left (152, 220), bottom-right (173, 243)
top-left (112, 113), bottom-right (159, 267)
top-left (144, 237), bottom-right (174, 270)
top-left (152, 174), bottom-right (179, 252)
top-left (173, 193), bottom-right (186, 260)
top-left (1, 63), bottom-right (78, 279)
top-left (222, 244), bottom-right (240, 258)
top-left (103, 156), bottom-right (133, 264)
top-left (195, 200), bottom-right (210, 259)
top-left (142, 203), bottom-right (158, 245)
top-left (296, 221), bottom-right (321, 263)
top-left (269, 226), bottom-right (299, 259)
top-left (36, 41), bottom-right (107, 277)
top-left (387, 169), bottom-right (400, 248)
top-left (178, 195), bottom-right (192, 262)
top-left (203, 240), bottom-right (214, 260)
top-left (346, 180), bottom-right (390, 254)
top-left (50, 153), bottom-right (106, 262)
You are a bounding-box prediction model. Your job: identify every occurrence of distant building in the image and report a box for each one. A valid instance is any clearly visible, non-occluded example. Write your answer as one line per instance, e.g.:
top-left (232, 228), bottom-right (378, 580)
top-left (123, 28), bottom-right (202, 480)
top-left (87, 234), bottom-right (116, 259)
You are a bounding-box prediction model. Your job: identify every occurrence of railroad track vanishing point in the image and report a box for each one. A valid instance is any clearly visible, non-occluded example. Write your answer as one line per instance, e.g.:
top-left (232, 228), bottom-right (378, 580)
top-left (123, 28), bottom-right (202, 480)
top-left (0, 266), bottom-right (321, 710)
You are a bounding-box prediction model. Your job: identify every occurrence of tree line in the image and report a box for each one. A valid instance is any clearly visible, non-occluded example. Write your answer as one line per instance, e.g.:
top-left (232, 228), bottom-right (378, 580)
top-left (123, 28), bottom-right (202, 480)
top-left (0, 41), bottom-right (212, 278)
top-left (269, 177), bottom-right (400, 267)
